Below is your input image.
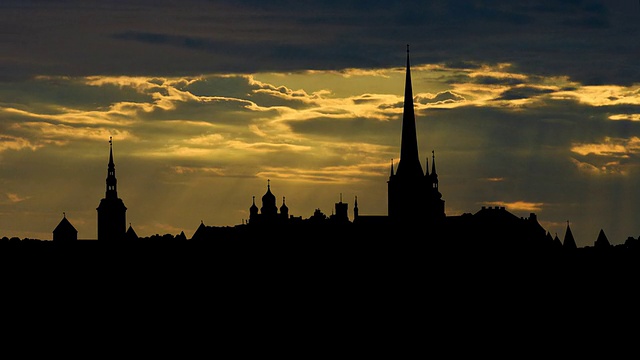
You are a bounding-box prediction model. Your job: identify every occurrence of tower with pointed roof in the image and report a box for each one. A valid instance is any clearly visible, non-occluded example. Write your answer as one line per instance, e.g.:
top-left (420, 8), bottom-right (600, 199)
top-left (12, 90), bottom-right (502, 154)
top-left (280, 196), bottom-right (289, 219)
top-left (96, 137), bottom-right (127, 241)
top-left (53, 212), bottom-right (77, 242)
top-left (387, 45), bottom-right (445, 223)
top-left (562, 220), bottom-right (577, 249)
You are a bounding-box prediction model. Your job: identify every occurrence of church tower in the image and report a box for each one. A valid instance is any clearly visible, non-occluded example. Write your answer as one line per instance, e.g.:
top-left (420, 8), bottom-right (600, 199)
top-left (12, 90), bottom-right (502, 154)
top-left (97, 137), bottom-right (127, 241)
top-left (387, 45), bottom-right (445, 223)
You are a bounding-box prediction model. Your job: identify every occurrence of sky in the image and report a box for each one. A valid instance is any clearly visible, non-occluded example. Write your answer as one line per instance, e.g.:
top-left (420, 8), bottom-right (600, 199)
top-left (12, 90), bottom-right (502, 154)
top-left (1, 0), bottom-right (640, 247)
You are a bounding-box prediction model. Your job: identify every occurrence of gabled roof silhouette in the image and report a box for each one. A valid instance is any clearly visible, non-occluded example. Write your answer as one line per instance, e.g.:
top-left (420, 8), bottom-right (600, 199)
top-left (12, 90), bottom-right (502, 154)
top-left (126, 223), bottom-right (139, 240)
top-left (53, 212), bottom-right (78, 242)
top-left (53, 213), bottom-right (77, 235)
top-left (191, 220), bottom-right (208, 240)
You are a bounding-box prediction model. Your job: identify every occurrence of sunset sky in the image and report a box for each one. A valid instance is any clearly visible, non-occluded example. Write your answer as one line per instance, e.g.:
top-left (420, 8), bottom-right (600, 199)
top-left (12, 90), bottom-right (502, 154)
top-left (1, 1), bottom-right (640, 247)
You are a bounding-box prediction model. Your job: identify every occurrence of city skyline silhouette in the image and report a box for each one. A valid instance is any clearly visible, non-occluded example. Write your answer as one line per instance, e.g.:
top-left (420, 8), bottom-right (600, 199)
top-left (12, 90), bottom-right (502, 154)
top-left (2, 2), bottom-right (640, 248)
top-left (4, 6), bottom-right (640, 350)
top-left (4, 46), bottom-right (638, 262)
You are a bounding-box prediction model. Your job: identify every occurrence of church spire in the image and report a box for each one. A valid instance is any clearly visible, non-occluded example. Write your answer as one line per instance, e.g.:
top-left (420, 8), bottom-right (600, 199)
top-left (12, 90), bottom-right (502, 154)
top-left (431, 150), bottom-right (437, 176)
top-left (431, 150), bottom-right (439, 191)
top-left (97, 136), bottom-right (127, 241)
top-left (105, 136), bottom-right (118, 199)
top-left (395, 44), bottom-right (423, 178)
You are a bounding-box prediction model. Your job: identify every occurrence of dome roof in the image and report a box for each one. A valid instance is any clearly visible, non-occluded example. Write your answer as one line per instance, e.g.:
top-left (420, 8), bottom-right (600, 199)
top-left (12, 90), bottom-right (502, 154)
top-left (262, 180), bottom-right (276, 203)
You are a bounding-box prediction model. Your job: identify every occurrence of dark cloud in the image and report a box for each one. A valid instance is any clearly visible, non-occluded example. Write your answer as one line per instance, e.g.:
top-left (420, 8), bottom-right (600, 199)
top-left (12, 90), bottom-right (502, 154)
top-left (495, 86), bottom-right (555, 100)
top-left (416, 91), bottom-right (466, 105)
top-left (0, 1), bottom-right (637, 85)
top-left (473, 76), bottom-right (526, 86)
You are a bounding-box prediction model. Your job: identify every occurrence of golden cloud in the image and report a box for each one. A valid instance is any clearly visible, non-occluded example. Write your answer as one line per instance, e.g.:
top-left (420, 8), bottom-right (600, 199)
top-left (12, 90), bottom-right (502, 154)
top-left (608, 114), bottom-right (640, 121)
top-left (484, 200), bottom-right (544, 212)
top-left (570, 158), bottom-right (628, 175)
top-left (10, 122), bottom-right (133, 142)
top-left (570, 136), bottom-right (640, 157)
top-left (0, 135), bottom-right (41, 152)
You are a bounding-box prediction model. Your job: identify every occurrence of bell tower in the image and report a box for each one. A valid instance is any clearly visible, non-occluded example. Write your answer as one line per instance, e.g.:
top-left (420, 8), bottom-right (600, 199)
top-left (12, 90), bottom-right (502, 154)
top-left (97, 137), bottom-right (127, 241)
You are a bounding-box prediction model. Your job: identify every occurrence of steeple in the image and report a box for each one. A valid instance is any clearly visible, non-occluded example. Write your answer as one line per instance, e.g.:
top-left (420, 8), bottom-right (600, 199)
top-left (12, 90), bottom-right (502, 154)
top-left (395, 44), bottom-right (423, 179)
top-left (563, 220), bottom-right (577, 249)
top-left (431, 150), bottom-right (439, 191)
top-left (96, 136), bottom-right (127, 241)
top-left (105, 136), bottom-right (118, 199)
top-left (387, 45), bottom-right (446, 221)
top-left (431, 150), bottom-right (437, 176)
top-left (280, 196), bottom-right (289, 218)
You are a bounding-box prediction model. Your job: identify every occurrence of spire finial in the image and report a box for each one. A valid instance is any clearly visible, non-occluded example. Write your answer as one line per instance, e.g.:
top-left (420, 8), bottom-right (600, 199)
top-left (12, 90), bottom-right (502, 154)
top-left (63, 211), bottom-right (66, 218)
top-left (407, 44), bottom-right (410, 53)
top-left (109, 136), bottom-right (112, 146)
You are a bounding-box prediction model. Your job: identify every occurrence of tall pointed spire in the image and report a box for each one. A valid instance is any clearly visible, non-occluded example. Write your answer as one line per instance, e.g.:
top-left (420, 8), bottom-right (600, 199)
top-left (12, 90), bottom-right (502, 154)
top-left (97, 136), bottom-right (127, 241)
top-left (431, 150), bottom-right (437, 176)
top-left (105, 136), bottom-right (118, 199)
top-left (395, 44), bottom-right (423, 178)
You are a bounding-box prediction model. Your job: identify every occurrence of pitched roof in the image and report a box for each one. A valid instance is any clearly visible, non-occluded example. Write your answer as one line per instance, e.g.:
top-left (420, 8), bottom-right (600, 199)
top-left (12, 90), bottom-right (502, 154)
top-left (563, 222), bottom-right (577, 249)
top-left (53, 214), bottom-right (77, 234)
top-left (594, 228), bottom-right (610, 248)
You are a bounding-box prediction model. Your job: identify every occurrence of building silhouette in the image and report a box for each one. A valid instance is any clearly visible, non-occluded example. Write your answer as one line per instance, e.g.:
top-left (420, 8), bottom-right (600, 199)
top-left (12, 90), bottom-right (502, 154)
top-left (96, 137), bottom-right (127, 241)
top-left (387, 45), bottom-right (444, 223)
top-left (52, 212), bottom-right (77, 242)
top-left (247, 179), bottom-right (294, 226)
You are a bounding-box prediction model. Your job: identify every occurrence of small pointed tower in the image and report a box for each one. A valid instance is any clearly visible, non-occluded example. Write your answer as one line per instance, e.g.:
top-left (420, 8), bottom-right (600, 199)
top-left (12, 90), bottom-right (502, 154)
top-left (562, 221), bottom-right (577, 250)
top-left (249, 196), bottom-right (259, 224)
top-left (280, 196), bottom-right (289, 220)
top-left (53, 212), bottom-right (78, 242)
top-left (125, 223), bottom-right (139, 241)
top-left (96, 137), bottom-right (127, 241)
top-left (428, 150), bottom-right (445, 218)
top-left (594, 228), bottom-right (611, 249)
